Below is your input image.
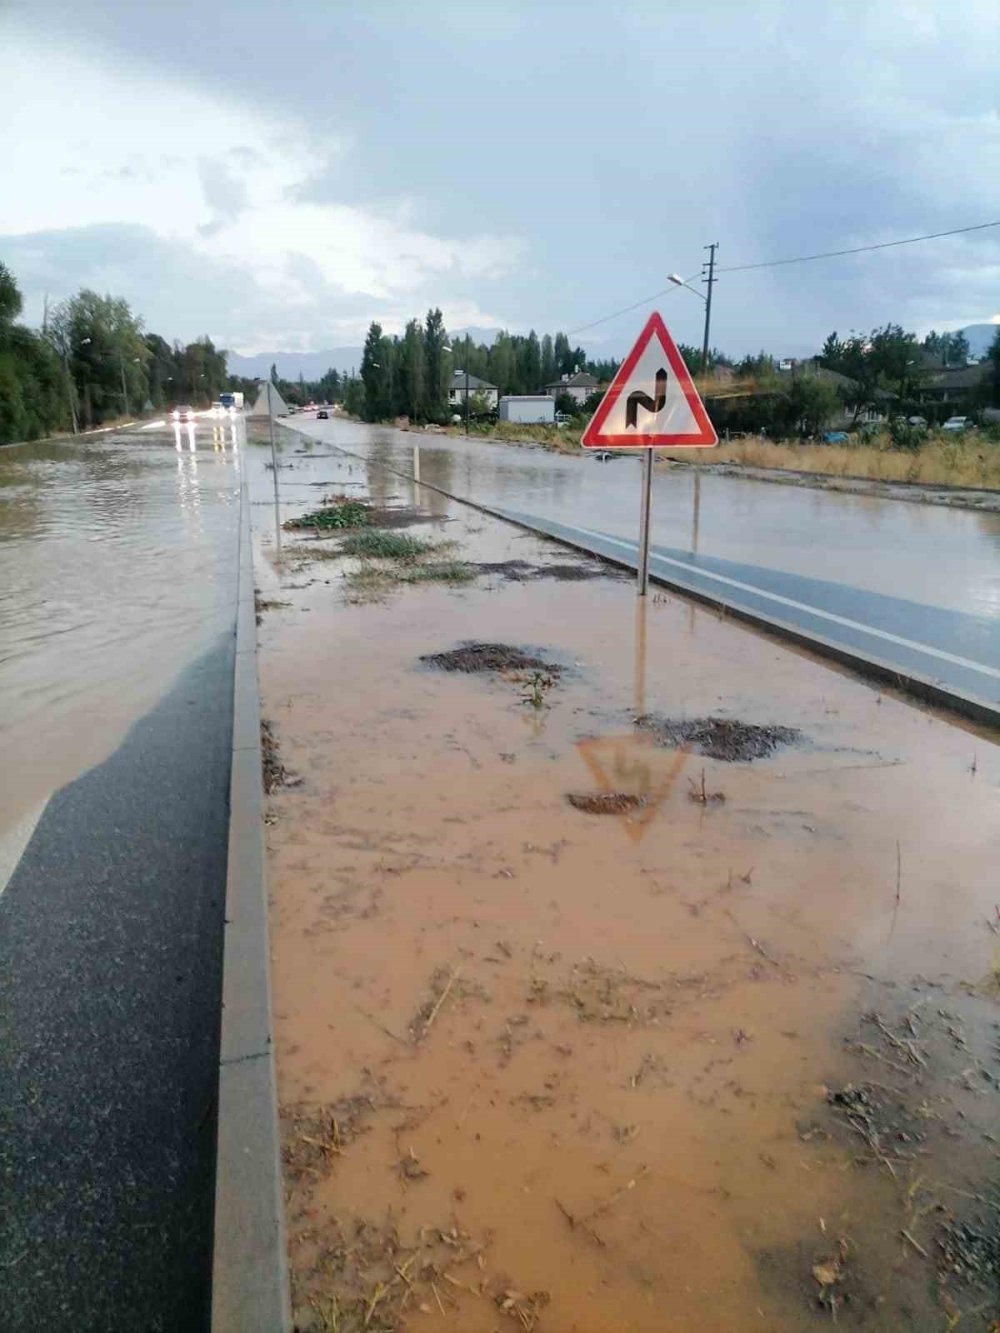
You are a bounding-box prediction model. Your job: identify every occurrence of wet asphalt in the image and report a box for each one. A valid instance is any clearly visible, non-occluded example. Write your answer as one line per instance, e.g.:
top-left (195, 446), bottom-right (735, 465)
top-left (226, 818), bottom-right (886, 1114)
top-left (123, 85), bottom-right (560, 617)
top-left (0, 634), bottom-right (234, 1332)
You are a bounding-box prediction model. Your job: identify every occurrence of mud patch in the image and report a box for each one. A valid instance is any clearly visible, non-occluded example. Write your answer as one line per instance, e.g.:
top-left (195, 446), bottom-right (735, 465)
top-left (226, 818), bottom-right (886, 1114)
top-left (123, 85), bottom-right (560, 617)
top-left (636, 714), bottom-right (801, 761)
top-left (421, 642), bottom-right (562, 675)
top-left (367, 505), bottom-right (445, 530)
top-left (566, 791), bottom-right (646, 815)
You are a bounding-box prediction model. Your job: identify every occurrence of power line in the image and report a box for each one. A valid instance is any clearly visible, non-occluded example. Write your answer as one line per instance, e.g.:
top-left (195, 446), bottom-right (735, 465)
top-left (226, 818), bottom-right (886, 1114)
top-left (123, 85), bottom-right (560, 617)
top-left (718, 218), bottom-right (1000, 274)
top-left (567, 272), bottom-right (699, 337)
top-left (566, 218), bottom-right (1000, 337)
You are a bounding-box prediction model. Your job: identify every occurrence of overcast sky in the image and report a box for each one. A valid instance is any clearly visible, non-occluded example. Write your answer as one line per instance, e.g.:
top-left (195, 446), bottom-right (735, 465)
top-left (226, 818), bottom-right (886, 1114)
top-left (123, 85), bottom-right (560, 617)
top-left (2, 0), bottom-right (999, 359)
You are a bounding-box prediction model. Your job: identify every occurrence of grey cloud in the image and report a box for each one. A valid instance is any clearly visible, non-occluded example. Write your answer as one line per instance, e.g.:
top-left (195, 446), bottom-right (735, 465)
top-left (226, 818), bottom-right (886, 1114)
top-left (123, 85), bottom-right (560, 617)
top-left (196, 157), bottom-right (249, 224)
top-left (0, 224), bottom-right (395, 350)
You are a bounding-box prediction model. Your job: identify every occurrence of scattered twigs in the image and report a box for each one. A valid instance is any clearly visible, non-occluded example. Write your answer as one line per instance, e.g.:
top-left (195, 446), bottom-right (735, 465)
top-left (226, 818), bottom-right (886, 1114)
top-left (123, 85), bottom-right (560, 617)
top-left (888, 839), bottom-right (902, 943)
top-left (901, 1227), bottom-right (929, 1259)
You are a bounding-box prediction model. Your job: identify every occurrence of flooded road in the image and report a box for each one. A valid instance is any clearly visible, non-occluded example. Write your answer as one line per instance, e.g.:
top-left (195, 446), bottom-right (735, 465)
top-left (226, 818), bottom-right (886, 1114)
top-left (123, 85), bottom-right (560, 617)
top-left (0, 417), bottom-right (243, 843)
top-left (251, 438), bottom-right (1000, 1332)
top-left (1, 416), bottom-right (244, 1332)
top-left (292, 416), bottom-right (1000, 622)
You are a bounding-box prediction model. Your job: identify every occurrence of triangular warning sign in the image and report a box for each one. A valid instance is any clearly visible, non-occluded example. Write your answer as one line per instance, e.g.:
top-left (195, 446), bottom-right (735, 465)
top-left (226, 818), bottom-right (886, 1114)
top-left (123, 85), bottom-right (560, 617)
top-left (581, 312), bottom-right (718, 449)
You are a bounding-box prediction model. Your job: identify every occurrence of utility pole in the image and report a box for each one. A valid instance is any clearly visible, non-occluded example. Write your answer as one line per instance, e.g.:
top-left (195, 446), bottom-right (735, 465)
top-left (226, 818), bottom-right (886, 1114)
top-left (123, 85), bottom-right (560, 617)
top-left (701, 242), bottom-right (718, 376)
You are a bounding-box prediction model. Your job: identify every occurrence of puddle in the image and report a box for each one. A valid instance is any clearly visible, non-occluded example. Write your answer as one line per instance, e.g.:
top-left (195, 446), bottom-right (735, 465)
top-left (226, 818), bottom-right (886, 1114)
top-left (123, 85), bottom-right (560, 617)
top-left (254, 447), bottom-right (1000, 1332)
top-left (636, 714), bottom-right (802, 762)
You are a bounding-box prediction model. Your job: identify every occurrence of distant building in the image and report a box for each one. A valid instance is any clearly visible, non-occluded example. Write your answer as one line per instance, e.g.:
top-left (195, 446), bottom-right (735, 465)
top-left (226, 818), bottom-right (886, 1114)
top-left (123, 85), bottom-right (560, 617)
top-left (498, 395), bottom-right (555, 424)
top-left (544, 371), bottom-right (599, 405)
top-left (448, 370), bottom-right (498, 410)
top-left (919, 363), bottom-right (990, 411)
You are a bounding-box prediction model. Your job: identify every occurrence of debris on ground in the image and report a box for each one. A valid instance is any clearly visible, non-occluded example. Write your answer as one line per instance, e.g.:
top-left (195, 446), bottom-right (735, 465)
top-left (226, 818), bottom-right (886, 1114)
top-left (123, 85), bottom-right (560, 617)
top-left (635, 714), bottom-right (802, 761)
top-left (254, 593), bottom-right (291, 622)
top-left (473, 559), bottom-right (622, 582)
top-left (566, 792), bottom-right (647, 815)
top-left (687, 770), bottom-right (726, 805)
top-left (421, 642), bottom-right (561, 675)
top-left (937, 1198), bottom-right (1000, 1304)
top-left (261, 719), bottom-right (295, 793)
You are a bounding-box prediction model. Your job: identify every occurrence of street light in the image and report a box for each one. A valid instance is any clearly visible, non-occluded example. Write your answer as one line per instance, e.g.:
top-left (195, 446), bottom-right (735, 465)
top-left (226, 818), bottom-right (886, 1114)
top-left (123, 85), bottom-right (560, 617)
top-left (668, 242), bottom-right (718, 376)
top-left (667, 273), bottom-right (711, 376)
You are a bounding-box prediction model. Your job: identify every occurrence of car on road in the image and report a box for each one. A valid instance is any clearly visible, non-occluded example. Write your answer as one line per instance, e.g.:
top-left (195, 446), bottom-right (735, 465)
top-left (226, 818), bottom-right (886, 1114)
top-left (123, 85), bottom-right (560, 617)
top-left (317, 409), bottom-right (329, 420)
top-left (171, 405), bottom-right (196, 422)
top-left (907, 416), bottom-right (928, 427)
top-left (942, 415), bottom-right (971, 432)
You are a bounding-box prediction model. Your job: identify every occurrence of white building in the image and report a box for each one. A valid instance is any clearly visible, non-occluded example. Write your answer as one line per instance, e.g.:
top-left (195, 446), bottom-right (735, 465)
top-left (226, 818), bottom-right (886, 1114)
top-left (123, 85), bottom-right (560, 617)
top-left (448, 370), bottom-right (498, 410)
top-left (544, 370), bottom-right (599, 405)
top-left (498, 395), bottom-right (555, 424)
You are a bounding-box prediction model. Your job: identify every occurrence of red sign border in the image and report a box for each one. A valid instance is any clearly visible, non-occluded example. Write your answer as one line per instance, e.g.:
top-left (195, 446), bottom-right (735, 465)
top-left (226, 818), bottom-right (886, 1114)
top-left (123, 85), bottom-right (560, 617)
top-left (581, 311), bottom-right (718, 449)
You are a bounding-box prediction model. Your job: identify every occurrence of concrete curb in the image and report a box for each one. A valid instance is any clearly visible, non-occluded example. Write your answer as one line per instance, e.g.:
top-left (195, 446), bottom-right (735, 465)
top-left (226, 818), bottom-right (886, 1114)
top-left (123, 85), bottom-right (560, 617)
top-left (212, 474), bottom-right (291, 1332)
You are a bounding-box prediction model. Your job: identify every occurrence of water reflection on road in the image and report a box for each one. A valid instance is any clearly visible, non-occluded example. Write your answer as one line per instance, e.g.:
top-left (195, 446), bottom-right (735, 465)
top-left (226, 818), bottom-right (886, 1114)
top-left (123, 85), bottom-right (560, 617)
top-left (0, 419), bottom-right (242, 838)
top-left (290, 417), bottom-right (1000, 621)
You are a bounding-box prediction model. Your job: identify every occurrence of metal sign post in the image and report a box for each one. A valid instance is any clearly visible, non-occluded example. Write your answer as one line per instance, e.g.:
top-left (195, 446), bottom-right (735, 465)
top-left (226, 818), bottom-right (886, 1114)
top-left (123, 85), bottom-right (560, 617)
top-left (580, 311), bottom-right (718, 598)
top-left (636, 451), bottom-right (654, 597)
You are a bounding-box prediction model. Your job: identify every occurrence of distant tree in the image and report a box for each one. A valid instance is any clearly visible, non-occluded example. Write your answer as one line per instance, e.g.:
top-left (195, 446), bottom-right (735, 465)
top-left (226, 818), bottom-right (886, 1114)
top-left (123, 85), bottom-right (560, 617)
top-left (988, 327), bottom-right (1000, 407)
top-left (342, 373), bottom-right (365, 417)
top-left (318, 367), bottom-right (342, 402)
top-left (398, 319), bottom-right (425, 419)
top-left (47, 289), bottom-right (147, 426)
top-left (540, 333), bottom-right (555, 388)
top-left (422, 308), bottom-right (449, 421)
top-left (488, 332), bottom-right (515, 395)
top-left (0, 263), bottom-right (67, 443)
top-left (518, 330), bottom-right (542, 392)
top-left (582, 389), bottom-right (605, 415)
top-left (359, 321), bottom-right (393, 420)
top-left (786, 374), bottom-right (840, 436)
top-left (923, 329), bottom-right (970, 368)
top-left (554, 391), bottom-right (578, 417)
top-left (553, 332), bottom-right (571, 376)
top-left (584, 358), bottom-right (619, 384)
top-left (0, 261), bottom-right (23, 335)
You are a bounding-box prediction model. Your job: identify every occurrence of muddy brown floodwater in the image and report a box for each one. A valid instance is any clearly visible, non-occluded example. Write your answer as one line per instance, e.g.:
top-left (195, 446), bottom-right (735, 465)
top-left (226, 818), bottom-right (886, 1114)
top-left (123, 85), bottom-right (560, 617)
top-left (250, 435), bottom-right (1000, 1333)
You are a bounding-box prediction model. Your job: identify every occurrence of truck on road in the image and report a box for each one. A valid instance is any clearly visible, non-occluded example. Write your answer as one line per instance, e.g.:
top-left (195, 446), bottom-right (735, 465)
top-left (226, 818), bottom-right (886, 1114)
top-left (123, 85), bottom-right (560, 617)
top-left (219, 391), bottom-right (244, 411)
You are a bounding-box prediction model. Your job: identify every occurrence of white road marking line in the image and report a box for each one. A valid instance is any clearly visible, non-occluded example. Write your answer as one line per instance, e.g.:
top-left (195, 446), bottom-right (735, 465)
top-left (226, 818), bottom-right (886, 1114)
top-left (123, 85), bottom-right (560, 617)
top-left (570, 524), bottom-right (1000, 683)
top-left (0, 800), bottom-right (48, 897)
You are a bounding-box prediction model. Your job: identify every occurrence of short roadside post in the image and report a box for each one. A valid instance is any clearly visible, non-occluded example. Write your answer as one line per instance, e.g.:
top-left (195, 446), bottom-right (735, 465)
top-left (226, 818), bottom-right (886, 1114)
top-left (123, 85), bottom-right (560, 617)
top-left (580, 312), bottom-right (717, 596)
top-left (266, 380), bottom-right (281, 552)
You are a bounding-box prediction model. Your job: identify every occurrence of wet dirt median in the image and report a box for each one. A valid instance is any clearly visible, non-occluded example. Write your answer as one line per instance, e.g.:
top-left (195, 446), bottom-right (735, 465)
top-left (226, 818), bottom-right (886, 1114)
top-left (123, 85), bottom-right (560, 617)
top-left (251, 447), bottom-right (1000, 1332)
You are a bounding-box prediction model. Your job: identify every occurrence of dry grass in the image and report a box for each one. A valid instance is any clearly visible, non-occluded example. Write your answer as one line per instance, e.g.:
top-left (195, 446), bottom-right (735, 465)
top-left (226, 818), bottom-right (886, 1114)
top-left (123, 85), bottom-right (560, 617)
top-left (437, 421), bottom-right (999, 490)
top-left (663, 432), bottom-right (1000, 490)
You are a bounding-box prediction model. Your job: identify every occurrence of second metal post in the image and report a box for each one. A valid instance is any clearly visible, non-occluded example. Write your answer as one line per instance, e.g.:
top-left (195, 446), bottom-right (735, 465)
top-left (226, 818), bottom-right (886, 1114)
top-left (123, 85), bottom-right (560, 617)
top-left (637, 450), bottom-right (653, 596)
